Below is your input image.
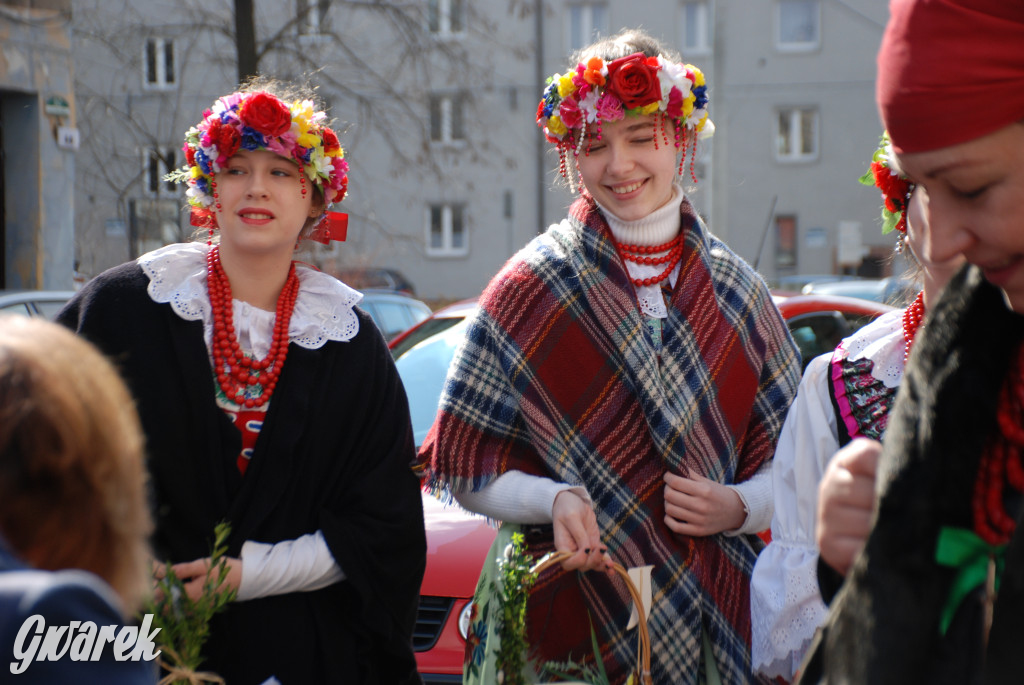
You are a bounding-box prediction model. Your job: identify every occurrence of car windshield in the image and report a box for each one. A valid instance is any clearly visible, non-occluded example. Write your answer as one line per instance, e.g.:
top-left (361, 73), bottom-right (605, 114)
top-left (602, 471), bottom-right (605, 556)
top-left (390, 316), bottom-right (467, 359)
top-left (395, 318), bottom-right (469, 446)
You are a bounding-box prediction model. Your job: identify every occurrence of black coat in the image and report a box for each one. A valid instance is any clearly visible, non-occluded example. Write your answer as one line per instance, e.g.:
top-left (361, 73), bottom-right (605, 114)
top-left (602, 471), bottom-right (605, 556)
top-left (800, 265), bottom-right (1024, 685)
top-left (58, 261), bottom-right (426, 685)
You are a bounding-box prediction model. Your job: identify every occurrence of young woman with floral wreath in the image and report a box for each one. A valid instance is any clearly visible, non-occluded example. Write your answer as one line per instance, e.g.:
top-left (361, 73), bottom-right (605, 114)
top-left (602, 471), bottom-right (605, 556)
top-left (748, 134), bottom-right (964, 682)
top-left (419, 29), bottom-right (801, 684)
top-left (57, 80), bottom-right (426, 684)
top-left (799, 1), bottom-right (1024, 682)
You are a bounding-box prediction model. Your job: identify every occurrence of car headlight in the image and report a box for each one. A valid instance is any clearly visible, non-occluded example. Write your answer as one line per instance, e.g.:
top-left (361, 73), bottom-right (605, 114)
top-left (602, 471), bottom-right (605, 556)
top-left (457, 601), bottom-right (474, 640)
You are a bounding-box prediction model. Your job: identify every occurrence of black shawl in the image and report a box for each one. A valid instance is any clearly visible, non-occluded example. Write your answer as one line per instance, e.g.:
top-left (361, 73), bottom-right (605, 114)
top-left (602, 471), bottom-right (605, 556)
top-left (58, 262), bottom-right (426, 685)
top-left (800, 265), bottom-right (1024, 684)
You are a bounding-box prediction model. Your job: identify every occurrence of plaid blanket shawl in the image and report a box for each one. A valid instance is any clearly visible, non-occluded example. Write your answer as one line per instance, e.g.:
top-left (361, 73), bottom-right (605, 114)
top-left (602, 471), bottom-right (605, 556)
top-left (421, 196), bottom-right (800, 684)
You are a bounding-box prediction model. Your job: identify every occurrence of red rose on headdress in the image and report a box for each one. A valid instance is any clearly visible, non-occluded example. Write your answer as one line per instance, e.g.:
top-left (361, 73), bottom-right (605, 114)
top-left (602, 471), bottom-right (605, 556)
top-left (322, 127), bottom-right (342, 153)
top-left (870, 161), bottom-right (911, 213)
top-left (559, 98), bottom-right (583, 129)
top-left (605, 53), bottom-right (662, 110)
top-left (185, 144), bottom-right (196, 167)
top-left (239, 92), bottom-right (293, 137)
top-left (208, 119), bottom-right (241, 159)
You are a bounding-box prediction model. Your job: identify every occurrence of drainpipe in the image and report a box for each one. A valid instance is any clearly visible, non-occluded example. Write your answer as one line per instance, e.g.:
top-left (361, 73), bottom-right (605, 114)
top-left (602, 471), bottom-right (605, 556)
top-left (535, 0), bottom-right (545, 233)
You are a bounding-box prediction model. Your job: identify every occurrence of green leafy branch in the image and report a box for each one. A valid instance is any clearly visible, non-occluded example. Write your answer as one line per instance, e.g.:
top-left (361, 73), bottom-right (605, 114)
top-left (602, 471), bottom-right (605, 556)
top-left (496, 534), bottom-right (621, 685)
top-left (540, 617), bottom-right (613, 685)
top-left (142, 521), bottom-right (236, 685)
top-left (495, 531), bottom-right (537, 685)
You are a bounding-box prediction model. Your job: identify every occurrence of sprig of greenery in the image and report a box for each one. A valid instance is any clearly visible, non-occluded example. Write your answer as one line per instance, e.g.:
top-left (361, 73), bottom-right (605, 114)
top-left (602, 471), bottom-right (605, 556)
top-left (496, 535), bottom-right (622, 685)
top-left (142, 521), bottom-right (236, 685)
top-left (495, 531), bottom-right (537, 685)
top-left (540, 618), bottom-right (614, 685)
top-left (162, 168), bottom-right (191, 185)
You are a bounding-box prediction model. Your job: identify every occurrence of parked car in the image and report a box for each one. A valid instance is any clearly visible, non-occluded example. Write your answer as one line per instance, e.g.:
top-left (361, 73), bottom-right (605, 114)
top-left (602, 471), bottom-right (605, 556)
top-left (397, 291), bottom-right (893, 679)
top-left (389, 298), bottom-right (477, 359)
top-left (392, 293), bottom-right (893, 371)
top-left (337, 266), bottom-right (416, 295)
top-left (0, 290), bottom-right (75, 319)
top-left (801, 276), bottom-right (918, 307)
top-left (396, 320), bottom-right (485, 683)
top-left (358, 289), bottom-right (433, 342)
top-left (770, 273), bottom-right (866, 296)
top-left (773, 293), bottom-right (894, 370)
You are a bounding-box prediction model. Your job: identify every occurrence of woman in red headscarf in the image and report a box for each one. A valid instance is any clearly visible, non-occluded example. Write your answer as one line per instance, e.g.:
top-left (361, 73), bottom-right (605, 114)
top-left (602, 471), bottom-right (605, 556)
top-left (799, 1), bottom-right (1024, 683)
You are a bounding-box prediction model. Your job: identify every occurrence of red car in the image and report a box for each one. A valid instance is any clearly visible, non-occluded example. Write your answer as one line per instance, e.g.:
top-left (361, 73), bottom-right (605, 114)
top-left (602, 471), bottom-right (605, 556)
top-left (397, 291), bottom-right (894, 681)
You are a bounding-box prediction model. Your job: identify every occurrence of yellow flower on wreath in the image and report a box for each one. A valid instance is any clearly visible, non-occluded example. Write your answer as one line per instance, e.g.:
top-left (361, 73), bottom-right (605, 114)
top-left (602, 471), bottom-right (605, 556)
top-left (547, 115), bottom-right (568, 137)
top-left (557, 74), bottom-right (577, 98)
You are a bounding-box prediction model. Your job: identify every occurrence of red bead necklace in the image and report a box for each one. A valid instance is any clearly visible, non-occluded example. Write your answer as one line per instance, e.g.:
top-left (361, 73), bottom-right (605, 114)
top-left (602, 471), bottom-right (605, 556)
top-left (206, 245), bottom-right (300, 408)
top-left (972, 344), bottom-right (1024, 545)
top-left (902, 290), bottom-right (926, 363)
top-left (613, 234), bottom-right (684, 288)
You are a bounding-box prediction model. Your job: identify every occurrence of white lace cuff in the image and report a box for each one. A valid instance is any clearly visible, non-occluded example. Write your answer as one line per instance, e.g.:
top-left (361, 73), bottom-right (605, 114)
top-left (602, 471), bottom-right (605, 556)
top-left (749, 538), bottom-right (828, 680)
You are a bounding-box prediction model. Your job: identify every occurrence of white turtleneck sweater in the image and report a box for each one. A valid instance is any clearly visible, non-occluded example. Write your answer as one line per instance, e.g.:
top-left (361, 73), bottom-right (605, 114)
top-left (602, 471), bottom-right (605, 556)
top-left (454, 186), bottom-right (773, 536)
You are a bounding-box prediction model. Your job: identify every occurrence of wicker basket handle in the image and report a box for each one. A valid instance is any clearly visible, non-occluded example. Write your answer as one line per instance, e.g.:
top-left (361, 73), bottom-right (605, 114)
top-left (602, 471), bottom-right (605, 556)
top-left (529, 551), bottom-right (653, 685)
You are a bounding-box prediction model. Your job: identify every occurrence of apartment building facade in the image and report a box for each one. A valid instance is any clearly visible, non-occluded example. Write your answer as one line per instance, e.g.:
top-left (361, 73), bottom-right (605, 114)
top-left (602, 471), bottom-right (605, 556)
top-left (68, 0), bottom-right (896, 300)
top-left (0, 0), bottom-right (77, 289)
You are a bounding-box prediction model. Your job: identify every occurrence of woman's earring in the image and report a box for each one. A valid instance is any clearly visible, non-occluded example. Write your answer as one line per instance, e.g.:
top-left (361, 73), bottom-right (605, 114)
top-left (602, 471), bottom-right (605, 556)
top-left (895, 232), bottom-right (906, 254)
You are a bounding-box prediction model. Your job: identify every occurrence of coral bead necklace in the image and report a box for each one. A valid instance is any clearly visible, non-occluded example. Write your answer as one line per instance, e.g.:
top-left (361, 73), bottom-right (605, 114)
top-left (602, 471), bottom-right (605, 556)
top-left (613, 235), bottom-right (684, 288)
top-left (902, 290), bottom-right (926, 363)
top-left (973, 343), bottom-right (1024, 546)
top-left (206, 245), bottom-right (300, 408)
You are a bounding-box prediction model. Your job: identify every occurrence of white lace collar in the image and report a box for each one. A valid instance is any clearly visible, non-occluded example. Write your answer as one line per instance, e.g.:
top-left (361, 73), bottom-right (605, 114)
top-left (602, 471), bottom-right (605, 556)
top-left (837, 307), bottom-right (906, 389)
top-left (138, 243), bottom-right (363, 357)
top-left (596, 185), bottom-right (684, 319)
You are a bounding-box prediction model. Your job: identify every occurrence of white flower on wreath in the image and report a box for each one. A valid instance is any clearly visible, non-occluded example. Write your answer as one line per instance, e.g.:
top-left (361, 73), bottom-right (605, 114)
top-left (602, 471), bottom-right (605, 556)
top-left (186, 185), bottom-right (213, 207)
top-left (310, 151), bottom-right (334, 179)
top-left (657, 58), bottom-right (693, 106)
top-left (579, 88), bottom-right (601, 124)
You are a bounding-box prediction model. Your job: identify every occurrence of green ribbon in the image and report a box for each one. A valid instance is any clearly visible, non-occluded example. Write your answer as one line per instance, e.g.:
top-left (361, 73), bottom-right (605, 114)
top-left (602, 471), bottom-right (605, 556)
top-left (934, 526), bottom-right (1006, 635)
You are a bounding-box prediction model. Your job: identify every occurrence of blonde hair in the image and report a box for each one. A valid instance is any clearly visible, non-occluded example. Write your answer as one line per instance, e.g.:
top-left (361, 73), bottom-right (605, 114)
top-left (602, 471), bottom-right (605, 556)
top-left (0, 317), bottom-right (152, 615)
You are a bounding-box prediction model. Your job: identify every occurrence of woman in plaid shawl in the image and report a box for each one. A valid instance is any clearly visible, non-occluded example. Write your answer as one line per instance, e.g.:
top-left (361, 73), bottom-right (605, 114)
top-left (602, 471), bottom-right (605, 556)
top-left (420, 29), bottom-right (800, 684)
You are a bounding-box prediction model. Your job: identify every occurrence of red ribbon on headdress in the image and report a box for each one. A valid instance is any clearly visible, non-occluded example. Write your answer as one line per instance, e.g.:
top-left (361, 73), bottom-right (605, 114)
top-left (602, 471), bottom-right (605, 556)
top-left (877, 0), bottom-right (1024, 154)
top-left (307, 211), bottom-right (349, 244)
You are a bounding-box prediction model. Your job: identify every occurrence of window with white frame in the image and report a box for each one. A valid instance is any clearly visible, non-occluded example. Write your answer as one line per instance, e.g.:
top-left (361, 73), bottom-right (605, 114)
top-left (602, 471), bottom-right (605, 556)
top-left (680, 1), bottom-right (711, 55)
top-left (427, 0), bottom-right (464, 36)
top-left (143, 37), bottom-right (175, 89)
top-left (426, 203), bottom-right (468, 256)
top-left (297, 0), bottom-right (329, 35)
top-left (144, 146), bottom-right (178, 197)
top-left (777, 0), bottom-right (820, 51)
top-left (776, 108), bottom-right (819, 162)
top-left (567, 3), bottom-right (608, 53)
top-left (429, 93), bottom-right (466, 144)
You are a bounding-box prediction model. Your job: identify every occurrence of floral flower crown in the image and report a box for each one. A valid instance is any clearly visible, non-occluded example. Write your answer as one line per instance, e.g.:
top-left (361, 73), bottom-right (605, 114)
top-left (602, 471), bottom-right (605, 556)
top-left (169, 91), bottom-right (349, 213)
top-left (858, 131), bottom-right (913, 234)
top-left (536, 52), bottom-right (714, 180)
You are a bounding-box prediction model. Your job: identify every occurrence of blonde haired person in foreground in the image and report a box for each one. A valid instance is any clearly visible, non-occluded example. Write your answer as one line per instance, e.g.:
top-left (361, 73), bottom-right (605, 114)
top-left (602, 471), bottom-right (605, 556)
top-left (0, 316), bottom-right (155, 683)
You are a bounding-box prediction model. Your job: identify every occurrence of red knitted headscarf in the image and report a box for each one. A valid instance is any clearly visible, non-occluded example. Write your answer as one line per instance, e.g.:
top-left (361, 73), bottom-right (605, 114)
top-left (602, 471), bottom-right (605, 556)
top-left (877, 0), bottom-right (1024, 154)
